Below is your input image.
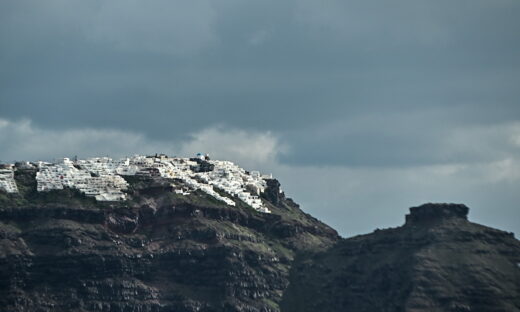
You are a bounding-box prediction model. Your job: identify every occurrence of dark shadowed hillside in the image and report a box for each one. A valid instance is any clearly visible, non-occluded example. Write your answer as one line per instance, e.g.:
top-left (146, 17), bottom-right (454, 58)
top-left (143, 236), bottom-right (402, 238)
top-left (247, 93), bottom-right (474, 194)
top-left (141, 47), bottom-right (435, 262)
top-left (2, 167), bottom-right (519, 312)
top-left (0, 169), bottom-right (338, 312)
top-left (281, 203), bottom-right (520, 312)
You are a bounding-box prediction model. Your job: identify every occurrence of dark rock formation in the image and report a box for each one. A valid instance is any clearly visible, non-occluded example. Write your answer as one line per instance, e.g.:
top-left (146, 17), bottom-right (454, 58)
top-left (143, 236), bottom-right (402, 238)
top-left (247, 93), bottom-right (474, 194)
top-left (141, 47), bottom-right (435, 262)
top-left (405, 203), bottom-right (469, 225)
top-left (282, 203), bottom-right (520, 312)
top-left (2, 171), bottom-right (519, 312)
top-left (261, 179), bottom-right (284, 207)
top-left (0, 170), bottom-right (338, 312)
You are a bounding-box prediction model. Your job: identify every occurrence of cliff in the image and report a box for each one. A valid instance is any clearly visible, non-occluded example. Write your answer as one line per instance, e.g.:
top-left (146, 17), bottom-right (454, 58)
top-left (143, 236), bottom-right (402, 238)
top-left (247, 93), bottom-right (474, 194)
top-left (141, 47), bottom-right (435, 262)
top-left (2, 164), bottom-right (519, 312)
top-left (0, 168), bottom-right (338, 312)
top-left (281, 203), bottom-right (520, 312)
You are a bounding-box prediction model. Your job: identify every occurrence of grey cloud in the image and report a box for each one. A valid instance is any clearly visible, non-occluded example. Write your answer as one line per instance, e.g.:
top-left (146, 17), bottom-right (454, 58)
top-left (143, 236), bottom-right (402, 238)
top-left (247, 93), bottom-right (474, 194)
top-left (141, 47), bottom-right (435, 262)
top-left (85, 0), bottom-right (217, 54)
top-left (1, 0), bottom-right (519, 138)
top-left (0, 0), bottom-right (217, 55)
top-left (0, 118), bottom-right (283, 172)
top-left (280, 111), bottom-right (520, 167)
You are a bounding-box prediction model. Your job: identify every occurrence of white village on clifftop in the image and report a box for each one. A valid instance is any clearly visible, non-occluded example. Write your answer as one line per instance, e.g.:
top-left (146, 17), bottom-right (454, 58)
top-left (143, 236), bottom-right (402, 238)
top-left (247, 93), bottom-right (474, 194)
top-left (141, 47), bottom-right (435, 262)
top-left (0, 154), bottom-right (273, 213)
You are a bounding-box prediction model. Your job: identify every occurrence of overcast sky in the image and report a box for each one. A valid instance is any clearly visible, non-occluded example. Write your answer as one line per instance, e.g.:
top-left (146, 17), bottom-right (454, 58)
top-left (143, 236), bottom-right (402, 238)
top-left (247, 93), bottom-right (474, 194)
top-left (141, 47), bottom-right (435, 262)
top-left (1, 0), bottom-right (519, 237)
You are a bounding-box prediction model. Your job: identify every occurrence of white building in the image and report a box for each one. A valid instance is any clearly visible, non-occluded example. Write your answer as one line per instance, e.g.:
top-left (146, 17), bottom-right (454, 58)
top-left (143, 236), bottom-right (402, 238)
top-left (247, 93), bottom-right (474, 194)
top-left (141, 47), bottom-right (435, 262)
top-left (0, 166), bottom-right (18, 193)
top-left (32, 154), bottom-right (272, 213)
top-left (36, 158), bottom-right (128, 201)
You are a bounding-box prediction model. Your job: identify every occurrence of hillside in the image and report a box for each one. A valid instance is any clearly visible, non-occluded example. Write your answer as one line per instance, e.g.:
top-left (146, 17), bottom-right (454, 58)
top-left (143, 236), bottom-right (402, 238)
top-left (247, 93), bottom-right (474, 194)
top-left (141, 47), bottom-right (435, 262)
top-left (281, 203), bottom-right (520, 312)
top-left (0, 162), bottom-right (338, 312)
top-left (1, 156), bottom-right (519, 311)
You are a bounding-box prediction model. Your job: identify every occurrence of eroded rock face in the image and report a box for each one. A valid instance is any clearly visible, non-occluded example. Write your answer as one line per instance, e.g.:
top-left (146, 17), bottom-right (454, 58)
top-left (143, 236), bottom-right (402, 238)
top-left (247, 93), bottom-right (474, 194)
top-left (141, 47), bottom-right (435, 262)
top-left (282, 204), bottom-right (520, 312)
top-left (261, 179), bottom-right (284, 207)
top-left (405, 203), bottom-right (469, 225)
top-left (0, 171), bottom-right (338, 312)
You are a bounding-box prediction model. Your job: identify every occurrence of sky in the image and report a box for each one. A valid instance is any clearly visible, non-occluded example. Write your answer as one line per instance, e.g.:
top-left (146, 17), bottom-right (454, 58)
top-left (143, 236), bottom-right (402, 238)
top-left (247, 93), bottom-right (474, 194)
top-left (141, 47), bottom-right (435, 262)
top-left (1, 0), bottom-right (519, 237)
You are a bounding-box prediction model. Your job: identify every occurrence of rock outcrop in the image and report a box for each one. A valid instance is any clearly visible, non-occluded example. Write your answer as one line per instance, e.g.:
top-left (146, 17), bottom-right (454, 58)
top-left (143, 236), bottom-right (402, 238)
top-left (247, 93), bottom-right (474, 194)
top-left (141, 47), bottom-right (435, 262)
top-left (281, 203), bottom-right (520, 312)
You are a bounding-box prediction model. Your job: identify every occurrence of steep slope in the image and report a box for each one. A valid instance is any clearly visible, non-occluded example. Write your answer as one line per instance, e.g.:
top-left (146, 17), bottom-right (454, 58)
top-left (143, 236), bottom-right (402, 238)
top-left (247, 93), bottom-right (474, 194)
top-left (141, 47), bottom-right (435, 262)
top-left (282, 203), bottom-right (520, 312)
top-left (0, 168), bottom-right (338, 312)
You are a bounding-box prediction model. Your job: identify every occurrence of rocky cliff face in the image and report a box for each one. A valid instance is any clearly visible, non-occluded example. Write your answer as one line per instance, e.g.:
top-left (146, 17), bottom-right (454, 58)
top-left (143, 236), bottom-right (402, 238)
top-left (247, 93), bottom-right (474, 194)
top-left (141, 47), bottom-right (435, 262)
top-left (2, 170), bottom-right (519, 312)
top-left (0, 169), bottom-right (338, 312)
top-left (281, 203), bottom-right (520, 312)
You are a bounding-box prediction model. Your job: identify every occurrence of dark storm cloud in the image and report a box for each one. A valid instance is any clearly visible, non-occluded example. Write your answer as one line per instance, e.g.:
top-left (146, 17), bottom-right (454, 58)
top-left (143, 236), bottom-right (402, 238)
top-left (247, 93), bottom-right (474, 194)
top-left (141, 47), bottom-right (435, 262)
top-left (2, 0), bottom-right (519, 135)
top-left (2, 0), bottom-right (519, 145)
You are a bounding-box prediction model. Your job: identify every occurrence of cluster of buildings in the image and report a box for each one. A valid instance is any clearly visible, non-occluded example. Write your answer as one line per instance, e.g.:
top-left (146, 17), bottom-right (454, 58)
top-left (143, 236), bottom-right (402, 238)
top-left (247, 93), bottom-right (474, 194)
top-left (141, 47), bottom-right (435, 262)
top-left (0, 154), bottom-right (272, 213)
top-left (36, 158), bottom-right (129, 201)
top-left (198, 161), bottom-right (269, 212)
top-left (0, 165), bottom-right (18, 194)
